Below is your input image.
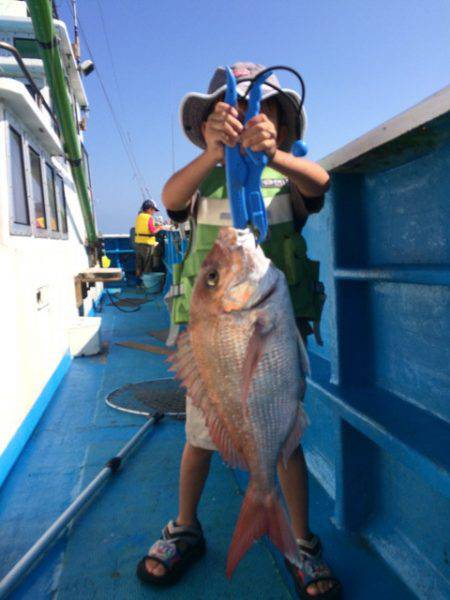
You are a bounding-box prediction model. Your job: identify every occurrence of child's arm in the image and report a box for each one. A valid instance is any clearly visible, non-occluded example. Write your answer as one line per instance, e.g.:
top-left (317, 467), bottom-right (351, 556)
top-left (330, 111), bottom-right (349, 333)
top-left (240, 113), bottom-right (330, 199)
top-left (162, 152), bottom-right (219, 211)
top-left (163, 102), bottom-right (243, 211)
top-left (270, 151), bottom-right (330, 199)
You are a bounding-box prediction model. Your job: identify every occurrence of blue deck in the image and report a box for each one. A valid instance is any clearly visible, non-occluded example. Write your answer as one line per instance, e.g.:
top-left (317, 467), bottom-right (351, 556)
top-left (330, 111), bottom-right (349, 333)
top-left (2, 93), bottom-right (450, 600)
top-left (0, 292), bottom-right (414, 599)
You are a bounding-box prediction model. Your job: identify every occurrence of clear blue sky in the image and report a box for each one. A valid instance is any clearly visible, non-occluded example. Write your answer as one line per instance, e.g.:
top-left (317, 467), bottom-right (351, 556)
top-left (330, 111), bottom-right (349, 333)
top-left (56, 0), bottom-right (450, 233)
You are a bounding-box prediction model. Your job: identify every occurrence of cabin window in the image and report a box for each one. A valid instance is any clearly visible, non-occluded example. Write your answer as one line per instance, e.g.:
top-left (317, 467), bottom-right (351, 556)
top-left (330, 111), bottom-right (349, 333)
top-left (45, 163), bottom-right (59, 232)
top-left (29, 147), bottom-right (47, 231)
top-left (14, 37), bottom-right (41, 60)
top-left (55, 175), bottom-right (68, 235)
top-left (9, 127), bottom-right (30, 228)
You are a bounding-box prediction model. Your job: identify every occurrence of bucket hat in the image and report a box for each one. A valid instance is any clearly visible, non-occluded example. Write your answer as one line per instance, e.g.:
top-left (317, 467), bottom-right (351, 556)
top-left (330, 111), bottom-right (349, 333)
top-left (180, 62), bottom-right (307, 153)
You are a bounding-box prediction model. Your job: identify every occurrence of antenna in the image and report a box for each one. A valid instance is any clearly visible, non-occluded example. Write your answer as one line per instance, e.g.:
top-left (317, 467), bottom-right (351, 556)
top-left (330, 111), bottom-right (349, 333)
top-left (52, 1), bottom-right (59, 18)
top-left (71, 0), bottom-right (81, 64)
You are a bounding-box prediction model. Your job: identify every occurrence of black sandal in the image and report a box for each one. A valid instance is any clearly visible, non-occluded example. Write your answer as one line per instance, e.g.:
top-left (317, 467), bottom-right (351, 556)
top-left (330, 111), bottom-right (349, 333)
top-left (136, 519), bottom-right (206, 586)
top-left (285, 534), bottom-right (342, 599)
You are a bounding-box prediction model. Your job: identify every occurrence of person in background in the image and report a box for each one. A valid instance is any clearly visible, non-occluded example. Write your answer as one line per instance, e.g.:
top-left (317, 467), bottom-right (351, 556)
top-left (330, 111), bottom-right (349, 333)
top-left (153, 216), bottom-right (168, 273)
top-left (134, 199), bottom-right (164, 279)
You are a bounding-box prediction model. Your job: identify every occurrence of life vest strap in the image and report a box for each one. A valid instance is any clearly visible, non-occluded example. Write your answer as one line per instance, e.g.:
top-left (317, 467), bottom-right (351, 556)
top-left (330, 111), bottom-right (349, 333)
top-left (196, 193), bottom-right (293, 227)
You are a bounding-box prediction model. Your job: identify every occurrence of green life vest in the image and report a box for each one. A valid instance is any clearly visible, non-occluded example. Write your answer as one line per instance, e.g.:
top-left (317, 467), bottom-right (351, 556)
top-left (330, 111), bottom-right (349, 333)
top-left (168, 166), bottom-right (325, 340)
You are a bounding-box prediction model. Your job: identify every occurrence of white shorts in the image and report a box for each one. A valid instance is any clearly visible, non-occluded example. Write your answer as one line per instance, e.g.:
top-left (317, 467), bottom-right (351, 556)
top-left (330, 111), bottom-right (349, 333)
top-left (185, 396), bottom-right (217, 451)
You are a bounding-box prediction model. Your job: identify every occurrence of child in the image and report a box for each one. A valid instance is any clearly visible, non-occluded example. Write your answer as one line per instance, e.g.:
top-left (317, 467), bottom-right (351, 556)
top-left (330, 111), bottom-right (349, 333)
top-left (137, 63), bottom-right (341, 599)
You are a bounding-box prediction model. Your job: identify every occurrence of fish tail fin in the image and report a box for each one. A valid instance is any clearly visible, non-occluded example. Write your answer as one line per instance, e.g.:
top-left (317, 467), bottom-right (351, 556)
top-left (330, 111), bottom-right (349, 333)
top-left (226, 483), bottom-right (299, 579)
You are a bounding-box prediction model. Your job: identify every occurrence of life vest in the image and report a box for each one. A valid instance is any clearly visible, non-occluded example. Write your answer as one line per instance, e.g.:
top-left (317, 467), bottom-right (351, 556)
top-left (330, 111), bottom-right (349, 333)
top-left (36, 216), bottom-right (45, 229)
top-left (167, 166), bottom-right (325, 342)
top-left (134, 212), bottom-right (156, 245)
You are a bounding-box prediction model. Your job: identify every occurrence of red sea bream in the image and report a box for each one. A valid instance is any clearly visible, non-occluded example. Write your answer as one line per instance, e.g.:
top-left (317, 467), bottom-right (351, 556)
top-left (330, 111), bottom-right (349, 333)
top-left (170, 227), bottom-right (309, 577)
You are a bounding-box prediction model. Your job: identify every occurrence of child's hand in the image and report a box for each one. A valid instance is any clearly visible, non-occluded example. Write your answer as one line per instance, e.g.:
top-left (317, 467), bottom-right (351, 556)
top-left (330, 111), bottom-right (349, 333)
top-left (241, 113), bottom-right (277, 159)
top-left (203, 102), bottom-right (243, 161)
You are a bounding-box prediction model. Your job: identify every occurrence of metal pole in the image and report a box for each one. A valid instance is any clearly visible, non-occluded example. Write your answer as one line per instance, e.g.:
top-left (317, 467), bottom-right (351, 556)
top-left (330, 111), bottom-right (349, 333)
top-left (0, 413), bottom-right (164, 599)
top-left (71, 0), bottom-right (81, 64)
top-left (26, 0), bottom-right (97, 245)
top-left (0, 41), bottom-right (58, 127)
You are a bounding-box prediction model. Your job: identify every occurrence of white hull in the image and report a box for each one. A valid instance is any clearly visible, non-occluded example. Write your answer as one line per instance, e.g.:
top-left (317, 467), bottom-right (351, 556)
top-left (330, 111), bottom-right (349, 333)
top-left (0, 1), bottom-right (101, 463)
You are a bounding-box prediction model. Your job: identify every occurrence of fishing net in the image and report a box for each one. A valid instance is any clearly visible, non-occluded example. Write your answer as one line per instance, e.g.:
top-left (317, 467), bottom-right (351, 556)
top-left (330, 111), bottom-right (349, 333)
top-left (106, 378), bottom-right (185, 418)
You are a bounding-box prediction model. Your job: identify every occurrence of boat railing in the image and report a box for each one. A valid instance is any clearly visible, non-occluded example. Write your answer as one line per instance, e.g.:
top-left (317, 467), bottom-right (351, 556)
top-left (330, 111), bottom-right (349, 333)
top-left (0, 40), bottom-right (59, 132)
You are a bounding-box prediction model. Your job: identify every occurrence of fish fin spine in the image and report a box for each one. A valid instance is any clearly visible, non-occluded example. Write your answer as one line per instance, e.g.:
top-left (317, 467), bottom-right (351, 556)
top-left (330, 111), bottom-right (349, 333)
top-left (226, 484), bottom-right (299, 578)
top-left (206, 413), bottom-right (248, 470)
top-left (169, 324), bottom-right (248, 470)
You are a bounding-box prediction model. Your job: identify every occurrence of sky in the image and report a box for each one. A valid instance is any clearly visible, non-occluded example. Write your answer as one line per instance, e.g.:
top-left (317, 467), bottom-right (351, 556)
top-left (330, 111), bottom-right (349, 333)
top-left (55, 0), bottom-right (450, 234)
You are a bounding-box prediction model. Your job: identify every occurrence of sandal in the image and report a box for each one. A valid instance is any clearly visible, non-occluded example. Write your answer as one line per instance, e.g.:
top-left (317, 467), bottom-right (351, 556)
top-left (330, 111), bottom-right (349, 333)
top-left (285, 534), bottom-right (342, 599)
top-left (136, 519), bottom-right (206, 585)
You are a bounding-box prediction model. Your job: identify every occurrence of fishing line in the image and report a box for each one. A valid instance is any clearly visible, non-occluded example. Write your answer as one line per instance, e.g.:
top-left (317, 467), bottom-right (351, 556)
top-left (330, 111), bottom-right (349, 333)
top-left (93, 0), bottom-right (152, 200)
top-left (239, 65), bottom-right (306, 139)
top-left (95, 0), bottom-right (127, 118)
top-left (63, 0), bottom-right (153, 202)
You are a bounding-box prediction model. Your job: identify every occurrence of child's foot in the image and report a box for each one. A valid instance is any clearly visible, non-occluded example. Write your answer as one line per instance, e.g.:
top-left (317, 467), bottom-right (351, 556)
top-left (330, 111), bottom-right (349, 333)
top-left (285, 534), bottom-right (341, 599)
top-left (136, 520), bottom-right (205, 585)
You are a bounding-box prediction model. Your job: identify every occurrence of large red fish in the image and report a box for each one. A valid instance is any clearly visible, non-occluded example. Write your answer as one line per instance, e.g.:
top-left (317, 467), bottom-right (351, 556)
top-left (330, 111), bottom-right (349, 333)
top-left (170, 227), bottom-right (309, 577)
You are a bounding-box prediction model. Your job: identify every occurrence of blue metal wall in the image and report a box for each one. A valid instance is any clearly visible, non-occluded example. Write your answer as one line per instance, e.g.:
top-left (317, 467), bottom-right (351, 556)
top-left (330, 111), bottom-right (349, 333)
top-left (302, 117), bottom-right (450, 598)
top-left (103, 232), bottom-right (186, 290)
top-left (103, 235), bottom-right (137, 286)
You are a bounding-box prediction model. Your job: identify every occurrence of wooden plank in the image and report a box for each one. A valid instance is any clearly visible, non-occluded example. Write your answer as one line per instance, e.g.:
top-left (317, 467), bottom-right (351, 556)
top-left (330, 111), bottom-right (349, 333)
top-left (74, 276), bottom-right (83, 308)
top-left (147, 328), bottom-right (170, 343)
top-left (115, 341), bottom-right (170, 355)
top-left (78, 267), bottom-right (123, 282)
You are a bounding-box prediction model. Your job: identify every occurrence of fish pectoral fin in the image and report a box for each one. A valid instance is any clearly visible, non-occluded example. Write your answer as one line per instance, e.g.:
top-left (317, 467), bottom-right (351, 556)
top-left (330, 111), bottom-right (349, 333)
top-left (241, 316), bottom-right (274, 410)
top-left (296, 327), bottom-right (310, 377)
top-left (168, 330), bottom-right (248, 471)
top-left (280, 404), bottom-right (309, 469)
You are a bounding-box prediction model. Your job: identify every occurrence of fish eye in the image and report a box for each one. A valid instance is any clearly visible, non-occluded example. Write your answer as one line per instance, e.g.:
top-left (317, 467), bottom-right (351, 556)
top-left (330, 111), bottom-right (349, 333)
top-left (206, 269), bottom-right (219, 288)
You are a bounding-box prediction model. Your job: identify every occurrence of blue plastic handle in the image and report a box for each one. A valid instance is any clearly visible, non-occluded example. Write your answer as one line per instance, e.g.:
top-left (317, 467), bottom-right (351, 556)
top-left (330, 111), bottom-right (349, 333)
top-left (223, 67), bottom-right (272, 240)
top-left (291, 139), bottom-right (308, 157)
top-left (245, 70), bottom-right (273, 168)
top-left (224, 66), bottom-right (237, 107)
top-left (224, 68), bottom-right (248, 230)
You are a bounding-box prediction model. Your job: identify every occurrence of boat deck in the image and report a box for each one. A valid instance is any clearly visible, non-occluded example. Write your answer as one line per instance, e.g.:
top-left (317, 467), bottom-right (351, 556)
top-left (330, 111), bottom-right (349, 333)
top-left (0, 290), bottom-right (414, 599)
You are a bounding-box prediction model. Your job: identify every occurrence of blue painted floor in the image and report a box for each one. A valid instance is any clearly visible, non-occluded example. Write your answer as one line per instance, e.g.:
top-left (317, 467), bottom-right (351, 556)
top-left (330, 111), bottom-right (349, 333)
top-left (0, 290), bottom-right (414, 599)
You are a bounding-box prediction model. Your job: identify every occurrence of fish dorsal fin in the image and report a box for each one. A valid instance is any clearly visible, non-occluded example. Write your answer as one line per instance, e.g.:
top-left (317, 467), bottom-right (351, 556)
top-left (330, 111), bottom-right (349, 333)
top-left (168, 331), bottom-right (248, 470)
